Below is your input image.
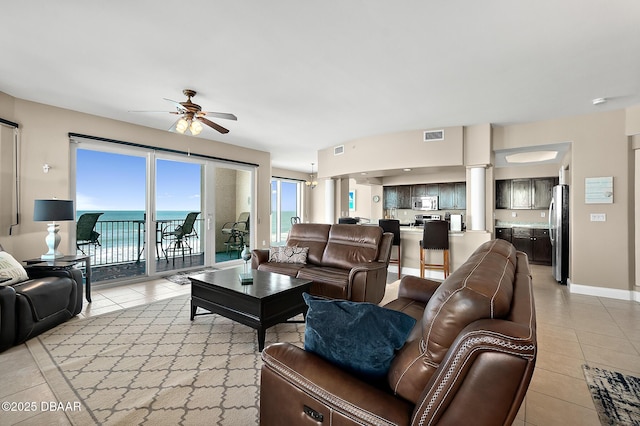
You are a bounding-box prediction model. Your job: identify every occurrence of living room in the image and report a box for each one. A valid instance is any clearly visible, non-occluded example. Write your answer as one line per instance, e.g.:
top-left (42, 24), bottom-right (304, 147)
top-left (2, 1), bottom-right (640, 425)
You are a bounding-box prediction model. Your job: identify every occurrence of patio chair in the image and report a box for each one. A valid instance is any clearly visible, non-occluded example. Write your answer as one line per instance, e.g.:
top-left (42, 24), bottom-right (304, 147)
top-left (221, 212), bottom-right (250, 257)
top-left (161, 212), bottom-right (200, 263)
top-left (76, 212), bottom-right (104, 255)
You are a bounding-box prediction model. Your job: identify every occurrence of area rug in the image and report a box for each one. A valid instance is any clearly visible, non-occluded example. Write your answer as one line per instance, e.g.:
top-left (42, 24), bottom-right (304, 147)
top-left (583, 364), bottom-right (640, 425)
top-left (27, 295), bottom-right (305, 425)
top-left (163, 268), bottom-right (218, 285)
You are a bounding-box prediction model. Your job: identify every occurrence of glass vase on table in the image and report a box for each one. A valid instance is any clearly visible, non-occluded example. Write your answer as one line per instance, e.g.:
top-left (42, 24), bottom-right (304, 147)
top-left (239, 245), bottom-right (253, 284)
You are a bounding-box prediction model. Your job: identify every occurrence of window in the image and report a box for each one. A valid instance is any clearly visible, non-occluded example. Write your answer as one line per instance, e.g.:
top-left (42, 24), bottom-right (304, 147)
top-left (271, 178), bottom-right (302, 243)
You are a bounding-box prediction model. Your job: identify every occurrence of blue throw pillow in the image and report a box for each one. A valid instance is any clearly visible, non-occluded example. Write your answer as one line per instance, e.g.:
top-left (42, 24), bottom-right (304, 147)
top-left (302, 293), bottom-right (417, 379)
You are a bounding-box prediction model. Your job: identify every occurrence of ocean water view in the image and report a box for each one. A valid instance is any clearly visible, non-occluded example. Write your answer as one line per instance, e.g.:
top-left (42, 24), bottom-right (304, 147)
top-left (76, 210), bottom-right (202, 265)
top-left (77, 210), bottom-right (195, 222)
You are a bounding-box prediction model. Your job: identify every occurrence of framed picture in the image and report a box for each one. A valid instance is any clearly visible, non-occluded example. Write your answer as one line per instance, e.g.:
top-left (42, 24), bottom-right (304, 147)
top-left (349, 190), bottom-right (356, 211)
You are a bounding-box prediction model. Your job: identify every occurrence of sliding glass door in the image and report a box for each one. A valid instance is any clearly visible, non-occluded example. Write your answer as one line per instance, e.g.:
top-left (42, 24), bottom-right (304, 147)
top-left (73, 138), bottom-right (255, 283)
top-left (154, 157), bottom-right (205, 273)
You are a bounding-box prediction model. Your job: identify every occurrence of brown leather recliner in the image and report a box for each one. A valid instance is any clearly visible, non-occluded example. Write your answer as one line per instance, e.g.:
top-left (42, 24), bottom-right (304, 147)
top-left (260, 239), bottom-right (536, 426)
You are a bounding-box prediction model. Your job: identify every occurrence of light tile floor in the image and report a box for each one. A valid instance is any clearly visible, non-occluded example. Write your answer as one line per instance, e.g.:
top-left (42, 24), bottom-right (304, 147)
top-left (1, 265), bottom-right (639, 425)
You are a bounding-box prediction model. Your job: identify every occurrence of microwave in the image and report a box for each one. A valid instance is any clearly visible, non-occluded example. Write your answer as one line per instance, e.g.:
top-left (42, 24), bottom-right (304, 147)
top-left (412, 196), bottom-right (439, 211)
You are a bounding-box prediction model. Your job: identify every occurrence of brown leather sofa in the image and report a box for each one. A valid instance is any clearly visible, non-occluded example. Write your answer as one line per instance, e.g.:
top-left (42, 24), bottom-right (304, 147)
top-left (260, 239), bottom-right (537, 426)
top-left (0, 244), bottom-right (83, 352)
top-left (251, 223), bottom-right (393, 303)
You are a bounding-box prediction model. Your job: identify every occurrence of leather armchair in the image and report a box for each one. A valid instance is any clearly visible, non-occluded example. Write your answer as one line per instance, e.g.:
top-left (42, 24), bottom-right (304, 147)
top-left (0, 244), bottom-right (83, 352)
top-left (260, 239), bottom-right (537, 426)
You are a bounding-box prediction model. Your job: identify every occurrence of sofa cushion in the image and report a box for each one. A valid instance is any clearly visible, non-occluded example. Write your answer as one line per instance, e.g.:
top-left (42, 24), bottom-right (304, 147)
top-left (0, 252), bottom-right (29, 285)
top-left (256, 262), bottom-right (305, 277)
top-left (13, 276), bottom-right (75, 320)
top-left (269, 245), bottom-right (309, 264)
top-left (320, 224), bottom-right (382, 270)
top-left (296, 265), bottom-right (350, 299)
top-left (388, 239), bottom-right (517, 403)
top-left (303, 293), bottom-right (416, 380)
top-left (286, 224), bottom-right (331, 265)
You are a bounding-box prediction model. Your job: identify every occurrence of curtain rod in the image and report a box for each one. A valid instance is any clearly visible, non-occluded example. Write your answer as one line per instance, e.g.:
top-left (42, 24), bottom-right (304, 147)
top-left (68, 133), bottom-right (259, 168)
top-left (0, 117), bottom-right (19, 128)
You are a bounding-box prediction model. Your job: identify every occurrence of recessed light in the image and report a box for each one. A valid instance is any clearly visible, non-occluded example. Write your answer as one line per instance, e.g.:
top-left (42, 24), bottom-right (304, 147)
top-left (505, 151), bottom-right (558, 163)
top-left (403, 168), bottom-right (412, 172)
top-left (592, 97), bottom-right (607, 105)
top-left (360, 172), bottom-right (367, 175)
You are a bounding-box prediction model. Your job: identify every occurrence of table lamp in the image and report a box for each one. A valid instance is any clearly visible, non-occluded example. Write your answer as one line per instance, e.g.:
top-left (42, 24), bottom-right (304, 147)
top-left (33, 199), bottom-right (74, 259)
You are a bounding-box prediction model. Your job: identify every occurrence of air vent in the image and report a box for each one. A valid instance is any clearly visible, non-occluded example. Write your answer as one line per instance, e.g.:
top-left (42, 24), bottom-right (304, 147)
top-left (334, 145), bottom-right (345, 155)
top-left (424, 130), bottom-right (444, 141)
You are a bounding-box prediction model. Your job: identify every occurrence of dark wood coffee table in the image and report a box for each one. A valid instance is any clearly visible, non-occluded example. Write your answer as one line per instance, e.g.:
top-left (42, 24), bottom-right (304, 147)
top-left (189, 267), bottom-right (312, 351)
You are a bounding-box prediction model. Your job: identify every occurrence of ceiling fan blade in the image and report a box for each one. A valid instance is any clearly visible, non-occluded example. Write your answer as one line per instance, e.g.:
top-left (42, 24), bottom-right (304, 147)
top-left (163, 98), bottom-right (187, 112)
top-left (128, 110), bottom-right (176, 113)
top-left (201, 112), bottom-right (238, 121)
top-left (199, 117), bottom-right (229, 134)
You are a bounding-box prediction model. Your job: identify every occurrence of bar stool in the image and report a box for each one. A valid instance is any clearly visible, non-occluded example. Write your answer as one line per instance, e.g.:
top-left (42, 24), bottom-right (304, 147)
top-left (338, 217), bottom-right (358, 224)
top-left (419, 220), bottom-right (450, 279)
top-left (379, 219), bottom-right (401, 279)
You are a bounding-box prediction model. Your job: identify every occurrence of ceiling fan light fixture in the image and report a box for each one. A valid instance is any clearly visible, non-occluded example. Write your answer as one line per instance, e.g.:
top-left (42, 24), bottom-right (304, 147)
top-left (175, 118), bottom-right (189, 134)
top-left (190, 119), bottom-right (203, 135)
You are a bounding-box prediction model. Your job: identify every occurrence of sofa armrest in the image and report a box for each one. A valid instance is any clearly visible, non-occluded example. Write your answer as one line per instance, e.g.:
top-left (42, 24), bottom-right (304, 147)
top-left (251, 249), bottom-right (270, 269)
top-left (0, 285), bottom-right (17, 352)
top-left (261, 342), bottom-right (413, 426)
top-left (348, 262), bottom-right (389, 303)
top-left (397, 275), bottom-right (442, 304)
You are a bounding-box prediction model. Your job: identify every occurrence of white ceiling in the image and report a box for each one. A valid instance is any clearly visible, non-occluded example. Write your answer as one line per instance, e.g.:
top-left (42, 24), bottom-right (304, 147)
top-left (1, 1), bottom-right (639, 172)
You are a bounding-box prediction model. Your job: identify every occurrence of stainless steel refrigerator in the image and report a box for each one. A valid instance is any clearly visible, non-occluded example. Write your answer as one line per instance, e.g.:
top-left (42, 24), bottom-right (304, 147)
top-left (549, 184), bottom-right (569, 284)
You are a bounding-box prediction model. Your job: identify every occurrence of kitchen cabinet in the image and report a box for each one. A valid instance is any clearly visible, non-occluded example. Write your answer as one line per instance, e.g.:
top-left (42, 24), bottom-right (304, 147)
top-left (383, 186), bottom-right (397, 209)
top-left (509, 227), bottom-right (551, 265)
top-left (496, 177), bottom-right (558, 210)
top-left (532, 228), bottom-right (551, 264)
top-left (397, 185), bottom-right (412, 209)
top-left (495, 227), bottom-right (512, 242)
top-left (438, 182), bottom-right (466, 210)
top-left (511, 179), bottom-right (532, 209)
top-left (495, 180), bottom-right (511, 209)
top-left (532, 178), bottom-right (555, 209)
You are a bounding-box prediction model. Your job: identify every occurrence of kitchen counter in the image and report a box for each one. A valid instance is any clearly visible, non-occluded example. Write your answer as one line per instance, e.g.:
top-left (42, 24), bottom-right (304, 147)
top-left (495, 222), bottom-right (548, 229)
top-left (392, 228), bottom-right (491, 278)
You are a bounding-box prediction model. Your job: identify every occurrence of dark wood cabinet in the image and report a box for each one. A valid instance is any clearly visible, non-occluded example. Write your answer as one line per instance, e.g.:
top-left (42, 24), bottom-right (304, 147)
top-left (511, 227), bottom-right (533, 254)
top-left (495, 227), bottom-right (512, 242)
top-left (412, 184), bottom-right (426, 198)
top-left (532, 228), bottom-right (552, 264)
top-left (505, 227), bottom-right (551, 265)
top-left (426, 184), bottom-right (439, 196)
top-left (533, 178), bottom-right (555, 209)
top-left (495, 180), bottom-right (511, 209)
top-left (383, 186), bottom-right (397, 209)
top-left (397, 185), bottom-right (412, 209)
top-left (511, 179), bottom-right (532, 209)
top-left (438, 182), bottom-right (466, 210)
top-left (496, 177), bottom-right (558, 210)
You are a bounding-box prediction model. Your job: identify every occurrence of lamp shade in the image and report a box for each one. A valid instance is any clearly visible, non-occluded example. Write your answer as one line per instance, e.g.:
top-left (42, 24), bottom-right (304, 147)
top-left (33, 199), bottom-right (74, 222)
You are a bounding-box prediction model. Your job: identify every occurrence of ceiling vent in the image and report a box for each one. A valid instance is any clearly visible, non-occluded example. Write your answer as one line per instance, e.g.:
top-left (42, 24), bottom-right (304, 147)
top-left (424, 130), bottom-right (444, 142)
top-left (334, 145), bottom-right (345, 155)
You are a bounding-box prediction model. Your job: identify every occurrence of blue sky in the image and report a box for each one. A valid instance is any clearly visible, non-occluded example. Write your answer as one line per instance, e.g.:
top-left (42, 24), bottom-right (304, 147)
top-left (76, 150), bottom-right (201, 211)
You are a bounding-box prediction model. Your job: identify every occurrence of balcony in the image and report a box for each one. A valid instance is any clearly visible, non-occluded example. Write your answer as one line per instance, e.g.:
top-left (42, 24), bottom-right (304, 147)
top-left (79, 218), bottom-right (208, 283)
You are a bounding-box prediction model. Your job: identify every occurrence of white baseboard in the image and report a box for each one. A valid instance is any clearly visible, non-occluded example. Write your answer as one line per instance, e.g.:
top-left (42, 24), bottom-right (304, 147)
top-left (569, 280), bottom-right (640, 302)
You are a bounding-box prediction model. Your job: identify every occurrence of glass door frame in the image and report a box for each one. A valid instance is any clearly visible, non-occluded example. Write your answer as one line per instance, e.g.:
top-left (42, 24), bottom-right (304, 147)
top-left (72, 138), bottom-right (257, 281)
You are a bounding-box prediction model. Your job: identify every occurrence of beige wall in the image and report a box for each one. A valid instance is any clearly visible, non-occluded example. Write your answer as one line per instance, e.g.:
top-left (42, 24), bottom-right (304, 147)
top-left (317, 126), bottom-right (464, 178)
top-left (0, 93), bottom-right (272, 259)
top-left (494, 109), bottom-right (631, 292)
top-left (315, 107), bottom-right (638, 295)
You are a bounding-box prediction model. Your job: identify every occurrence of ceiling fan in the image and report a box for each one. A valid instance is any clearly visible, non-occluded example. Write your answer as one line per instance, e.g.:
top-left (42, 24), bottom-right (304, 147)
top-left (133, 89), bottom-right (237, 135)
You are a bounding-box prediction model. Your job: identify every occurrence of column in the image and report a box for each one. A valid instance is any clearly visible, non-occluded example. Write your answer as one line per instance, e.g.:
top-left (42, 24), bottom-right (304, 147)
top-left (470, 167), bottom-right (486, 231)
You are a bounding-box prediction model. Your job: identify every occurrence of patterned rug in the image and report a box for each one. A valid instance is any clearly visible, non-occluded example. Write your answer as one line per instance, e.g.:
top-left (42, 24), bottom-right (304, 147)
top-left (27, 295), bottom-right (305, 425)
top-left (164, 268), bottom-right (218, 285)
top-left (583, 365), bottom-right (640, 425)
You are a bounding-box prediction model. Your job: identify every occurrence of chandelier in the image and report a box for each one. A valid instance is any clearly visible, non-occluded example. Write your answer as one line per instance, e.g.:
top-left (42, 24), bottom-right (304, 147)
top-left (305, 162), bottom-right (318, 189)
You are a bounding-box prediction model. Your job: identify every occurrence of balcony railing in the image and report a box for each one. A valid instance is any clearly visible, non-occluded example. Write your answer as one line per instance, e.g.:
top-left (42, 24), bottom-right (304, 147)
top-left (80, 218), bottom-right (204, 266)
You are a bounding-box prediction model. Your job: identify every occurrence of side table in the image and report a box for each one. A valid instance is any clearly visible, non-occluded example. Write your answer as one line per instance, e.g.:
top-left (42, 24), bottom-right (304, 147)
top-left (23, 255), bottom-right (92, 303)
